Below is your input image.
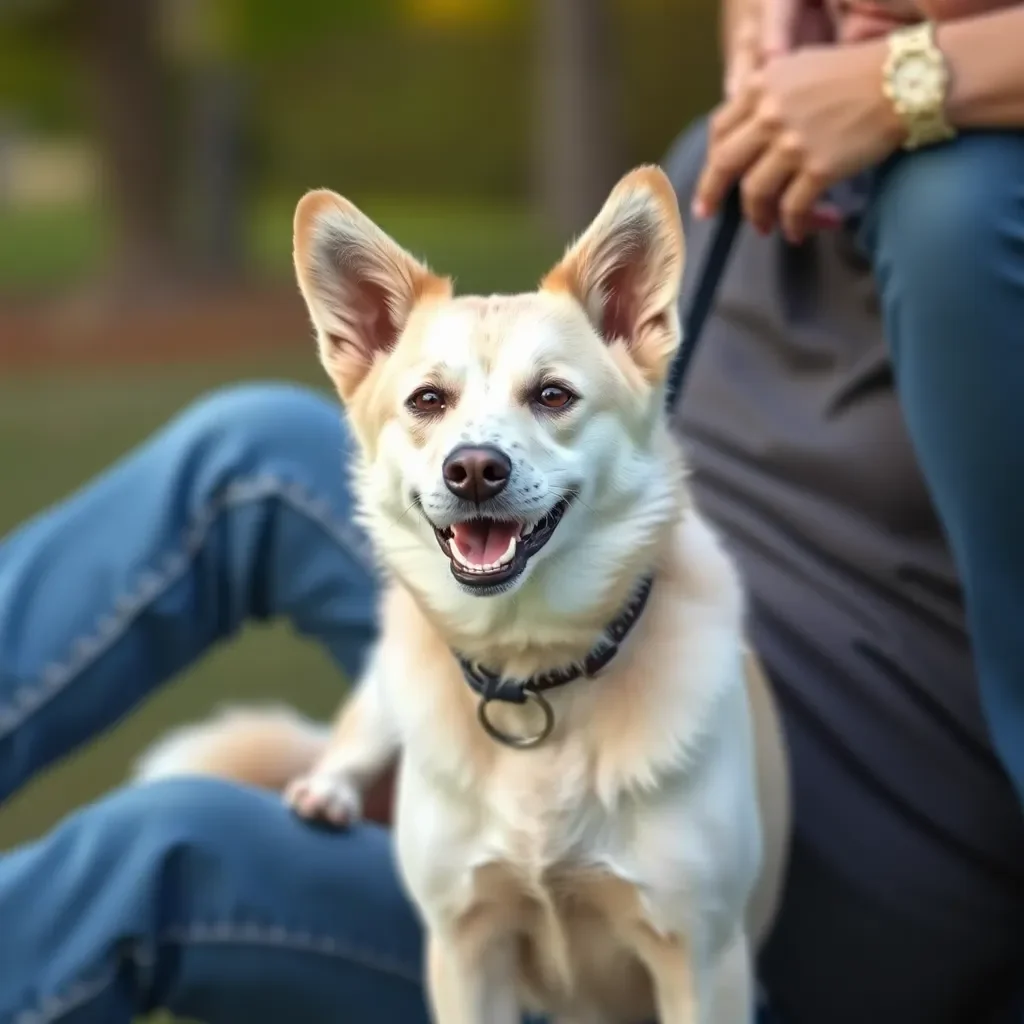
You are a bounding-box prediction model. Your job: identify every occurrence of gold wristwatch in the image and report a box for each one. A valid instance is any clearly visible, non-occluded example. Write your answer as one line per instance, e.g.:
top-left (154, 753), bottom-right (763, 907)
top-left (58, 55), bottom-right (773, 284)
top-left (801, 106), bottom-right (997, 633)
top-left (883, 21), bottom-right (957, 151)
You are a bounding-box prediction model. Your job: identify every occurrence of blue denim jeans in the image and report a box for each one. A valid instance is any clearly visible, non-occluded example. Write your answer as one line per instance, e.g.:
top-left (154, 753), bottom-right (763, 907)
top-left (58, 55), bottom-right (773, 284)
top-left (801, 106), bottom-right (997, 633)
top-left (859, 131), bottom-right (1024, 815)
top-left (2, 128), bottom-right (1023, 1024)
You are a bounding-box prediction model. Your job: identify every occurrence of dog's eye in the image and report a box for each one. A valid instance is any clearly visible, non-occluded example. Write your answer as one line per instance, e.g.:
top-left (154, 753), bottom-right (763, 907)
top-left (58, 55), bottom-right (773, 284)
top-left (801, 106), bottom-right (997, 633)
top-left (534, 384), bottom-right (576, 411)
top-left (407, 388), bottom-right (446, 415)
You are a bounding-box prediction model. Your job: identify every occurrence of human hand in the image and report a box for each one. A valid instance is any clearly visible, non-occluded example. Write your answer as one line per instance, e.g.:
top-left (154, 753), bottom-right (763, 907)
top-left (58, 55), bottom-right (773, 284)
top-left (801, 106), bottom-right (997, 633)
top-left (697, 39), bottom-right (906, 243)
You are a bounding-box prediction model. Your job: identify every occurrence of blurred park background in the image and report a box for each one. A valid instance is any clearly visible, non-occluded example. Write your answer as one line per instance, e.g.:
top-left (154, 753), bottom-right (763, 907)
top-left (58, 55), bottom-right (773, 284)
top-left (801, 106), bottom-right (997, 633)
top-left (0, 0), bottom-right (721, 850)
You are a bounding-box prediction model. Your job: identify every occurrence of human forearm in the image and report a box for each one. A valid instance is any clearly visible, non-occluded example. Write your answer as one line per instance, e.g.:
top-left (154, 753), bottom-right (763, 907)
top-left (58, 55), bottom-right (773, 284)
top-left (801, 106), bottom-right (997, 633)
top-left (939, 5), bottom-right (1024, 128)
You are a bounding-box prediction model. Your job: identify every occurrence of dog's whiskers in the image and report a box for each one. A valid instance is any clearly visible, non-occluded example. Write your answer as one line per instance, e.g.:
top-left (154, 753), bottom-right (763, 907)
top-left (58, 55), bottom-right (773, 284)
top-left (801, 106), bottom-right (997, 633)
top-left (392, 497), bottom-right (423, 525)
top-left (549, 486), bottom-right (595, 515)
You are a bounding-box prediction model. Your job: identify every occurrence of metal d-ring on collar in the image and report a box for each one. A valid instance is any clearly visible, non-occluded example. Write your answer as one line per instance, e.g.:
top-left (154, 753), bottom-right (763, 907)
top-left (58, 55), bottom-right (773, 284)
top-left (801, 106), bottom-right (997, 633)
top-left (456, 576), bottom-right (655, 749)
top-left (476, 689), bottom-right (556, 749)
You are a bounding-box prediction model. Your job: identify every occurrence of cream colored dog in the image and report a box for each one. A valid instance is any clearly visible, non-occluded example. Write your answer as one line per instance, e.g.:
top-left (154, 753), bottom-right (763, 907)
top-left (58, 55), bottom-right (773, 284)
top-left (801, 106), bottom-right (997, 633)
top-left (136, 166), bottom-right (790, 1024)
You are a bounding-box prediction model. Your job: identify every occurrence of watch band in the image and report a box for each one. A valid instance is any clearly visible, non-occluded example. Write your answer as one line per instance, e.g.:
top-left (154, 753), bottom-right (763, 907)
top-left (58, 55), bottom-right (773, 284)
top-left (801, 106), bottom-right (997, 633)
top-left (883, 21), bottom-right (957, 151)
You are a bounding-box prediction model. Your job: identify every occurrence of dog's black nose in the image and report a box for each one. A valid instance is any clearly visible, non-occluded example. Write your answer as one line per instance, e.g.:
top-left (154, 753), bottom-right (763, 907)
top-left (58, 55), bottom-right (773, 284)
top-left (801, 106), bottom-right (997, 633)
top-left (442, 445), bottom-right (511, 503)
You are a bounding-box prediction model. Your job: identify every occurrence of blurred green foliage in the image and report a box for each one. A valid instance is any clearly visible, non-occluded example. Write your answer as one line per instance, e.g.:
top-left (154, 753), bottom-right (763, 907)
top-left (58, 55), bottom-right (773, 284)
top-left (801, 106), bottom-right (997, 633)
top-left (0, 194), bottom-right (559, 292)
top-left (0, 0), bottom-right (721, 200)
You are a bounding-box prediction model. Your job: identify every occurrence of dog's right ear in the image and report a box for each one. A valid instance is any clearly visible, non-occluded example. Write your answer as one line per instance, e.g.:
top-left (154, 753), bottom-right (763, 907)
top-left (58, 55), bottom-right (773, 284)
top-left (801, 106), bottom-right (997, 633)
top-left (293, 190), bottom-right (451, 401)
top-left (541, 166), bottom-right (684, 384)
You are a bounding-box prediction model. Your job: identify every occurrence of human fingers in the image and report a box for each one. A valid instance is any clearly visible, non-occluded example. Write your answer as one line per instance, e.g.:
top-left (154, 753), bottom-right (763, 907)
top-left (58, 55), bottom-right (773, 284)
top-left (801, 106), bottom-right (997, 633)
top-left (780, 170), bottom-right (829, 243)
top-left (740, 138), bottom-right (801, 233)
top-left (695, 111), bottom-right (775, 219)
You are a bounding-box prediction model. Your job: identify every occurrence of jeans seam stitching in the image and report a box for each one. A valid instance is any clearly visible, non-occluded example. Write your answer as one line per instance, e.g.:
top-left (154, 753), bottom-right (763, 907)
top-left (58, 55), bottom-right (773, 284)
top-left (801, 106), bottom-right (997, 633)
top-left (0, 474), bottom-right (371, 742)
top-left (11, 924), bottom-right (418, 1023)
top-left (14, 964), bottom-right (117, 1024)
top-left (161, 922), bottom-right (421, 985)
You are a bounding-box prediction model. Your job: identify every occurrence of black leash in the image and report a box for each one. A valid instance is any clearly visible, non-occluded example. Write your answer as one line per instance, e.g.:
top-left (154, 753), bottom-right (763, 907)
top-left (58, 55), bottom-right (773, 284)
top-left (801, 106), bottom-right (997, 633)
top-left (664, 185), bottom-right (743, 413)
top-left (461, 576), bottom-right (654, 705)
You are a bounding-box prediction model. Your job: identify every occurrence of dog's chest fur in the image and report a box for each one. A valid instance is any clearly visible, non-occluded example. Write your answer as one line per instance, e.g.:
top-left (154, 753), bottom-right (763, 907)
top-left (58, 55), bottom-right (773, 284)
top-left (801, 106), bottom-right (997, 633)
top-left (399, 725), bottom-right (672, 1018)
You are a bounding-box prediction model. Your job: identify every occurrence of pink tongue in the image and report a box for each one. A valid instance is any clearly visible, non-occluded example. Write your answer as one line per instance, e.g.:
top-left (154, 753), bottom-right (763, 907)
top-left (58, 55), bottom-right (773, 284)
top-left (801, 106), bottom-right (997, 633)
top-left (451, 520), bottom-right (519, 565)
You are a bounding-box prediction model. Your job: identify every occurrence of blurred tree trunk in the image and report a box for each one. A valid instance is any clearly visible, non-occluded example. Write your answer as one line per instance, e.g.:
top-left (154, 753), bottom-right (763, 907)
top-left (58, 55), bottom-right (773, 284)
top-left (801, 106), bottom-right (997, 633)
top-left (176, 0), bottom-right (248, 282)
top-left (185, 62), bottom-right (246, 281)
top-left (533, 0), bottom-right (622, 238)
top-left (79, 0), bottom-right (181, 298)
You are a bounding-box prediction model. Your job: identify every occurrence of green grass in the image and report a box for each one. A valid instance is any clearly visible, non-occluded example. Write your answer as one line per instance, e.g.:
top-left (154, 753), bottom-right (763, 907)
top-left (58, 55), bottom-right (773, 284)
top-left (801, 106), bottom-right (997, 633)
top-left (0, 201), bottom-right (110, 293)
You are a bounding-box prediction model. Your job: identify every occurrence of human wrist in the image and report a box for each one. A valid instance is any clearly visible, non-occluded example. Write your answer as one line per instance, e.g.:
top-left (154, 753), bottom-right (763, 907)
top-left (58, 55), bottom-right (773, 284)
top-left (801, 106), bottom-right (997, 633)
top-left (861, 38), bottom-right (912, 150)
top-left (936, 13), bottom-right (1016, 128)
top-left (938, 23), bottom-right (969, 126)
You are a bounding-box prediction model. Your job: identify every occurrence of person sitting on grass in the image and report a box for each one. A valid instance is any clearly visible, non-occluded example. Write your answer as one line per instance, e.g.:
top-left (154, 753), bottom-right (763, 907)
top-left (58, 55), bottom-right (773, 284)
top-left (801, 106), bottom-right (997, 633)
top-left (1, 2), bottom-right (1023, 1021)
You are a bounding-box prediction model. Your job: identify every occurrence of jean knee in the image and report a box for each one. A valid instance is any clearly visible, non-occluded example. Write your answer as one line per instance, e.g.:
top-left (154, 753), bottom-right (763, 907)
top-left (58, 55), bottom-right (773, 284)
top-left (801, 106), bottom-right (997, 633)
top-left (865, 132), bottom-right (1024, 306)
top-left (148, 381), bottom-right (364, 533)
top-left (80, 776), bottom-right (279, 865)
top-left (10, 779), bottom-right (283, 953)
top-left (163, 382), bottom-right (350, 470)
top-left (70, 778), bottom-right (332, 922)
top-left (86, 779), bottom-right (420, 962)
top-left (7, 778), bottom-right (421, 1021)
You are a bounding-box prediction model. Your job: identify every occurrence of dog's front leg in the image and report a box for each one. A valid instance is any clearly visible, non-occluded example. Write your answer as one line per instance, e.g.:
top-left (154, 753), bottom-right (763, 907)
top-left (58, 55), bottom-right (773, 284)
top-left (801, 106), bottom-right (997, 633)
top-left (635, 931), bottom-right (698, 1024)
top-left (285, 662), bottom-right (399, 826)
top-left (635, 926), bottom-right (751, 1024)
top-left (427, 932), bottom-right (519, 1024)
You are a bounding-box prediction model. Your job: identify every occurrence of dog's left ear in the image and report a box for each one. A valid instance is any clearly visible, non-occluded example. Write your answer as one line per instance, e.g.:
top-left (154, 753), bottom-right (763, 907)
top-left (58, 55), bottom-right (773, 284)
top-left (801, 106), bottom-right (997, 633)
top-left (542, 166), bottom-right (685, 382)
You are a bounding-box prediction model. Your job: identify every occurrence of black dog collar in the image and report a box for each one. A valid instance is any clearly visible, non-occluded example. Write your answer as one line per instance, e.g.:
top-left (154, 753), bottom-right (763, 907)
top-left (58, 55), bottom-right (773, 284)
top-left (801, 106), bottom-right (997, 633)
top-left (455, 575), bottom-right (655, 706)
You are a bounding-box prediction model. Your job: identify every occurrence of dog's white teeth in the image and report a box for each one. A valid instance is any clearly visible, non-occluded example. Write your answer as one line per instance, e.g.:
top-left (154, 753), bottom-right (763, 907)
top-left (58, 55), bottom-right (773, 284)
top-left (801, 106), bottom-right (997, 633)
top-left (450, 545), bottom-right (489, 573)
top-left (496, 535), bottom-right (517, 566)
top-left (450, 545), bottom-right (473, 569)
top-left (450, 535), bottom-right (518, 574)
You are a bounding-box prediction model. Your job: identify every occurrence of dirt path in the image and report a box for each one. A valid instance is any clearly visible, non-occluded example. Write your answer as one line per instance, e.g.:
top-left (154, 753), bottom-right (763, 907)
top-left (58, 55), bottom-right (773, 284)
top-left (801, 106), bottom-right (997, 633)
top-left (0, 284), bottom-right (310, 371)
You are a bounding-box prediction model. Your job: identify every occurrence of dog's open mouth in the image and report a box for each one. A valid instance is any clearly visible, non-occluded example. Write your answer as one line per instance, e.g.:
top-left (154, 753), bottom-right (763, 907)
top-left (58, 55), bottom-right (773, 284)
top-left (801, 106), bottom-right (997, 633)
top-left (434, 498), bottom-right (573, 590)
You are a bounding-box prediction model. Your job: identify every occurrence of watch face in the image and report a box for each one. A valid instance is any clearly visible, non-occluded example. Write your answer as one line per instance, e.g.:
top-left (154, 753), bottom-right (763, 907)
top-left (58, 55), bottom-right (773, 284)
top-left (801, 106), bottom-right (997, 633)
top-left (893, 54), bottom-right (943, 110)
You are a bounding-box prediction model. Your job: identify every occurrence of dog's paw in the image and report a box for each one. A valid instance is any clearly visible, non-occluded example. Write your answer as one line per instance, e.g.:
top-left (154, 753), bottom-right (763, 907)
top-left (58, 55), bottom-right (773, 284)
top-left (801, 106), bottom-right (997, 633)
top-left (284, 771), bottom-right (362, 828)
